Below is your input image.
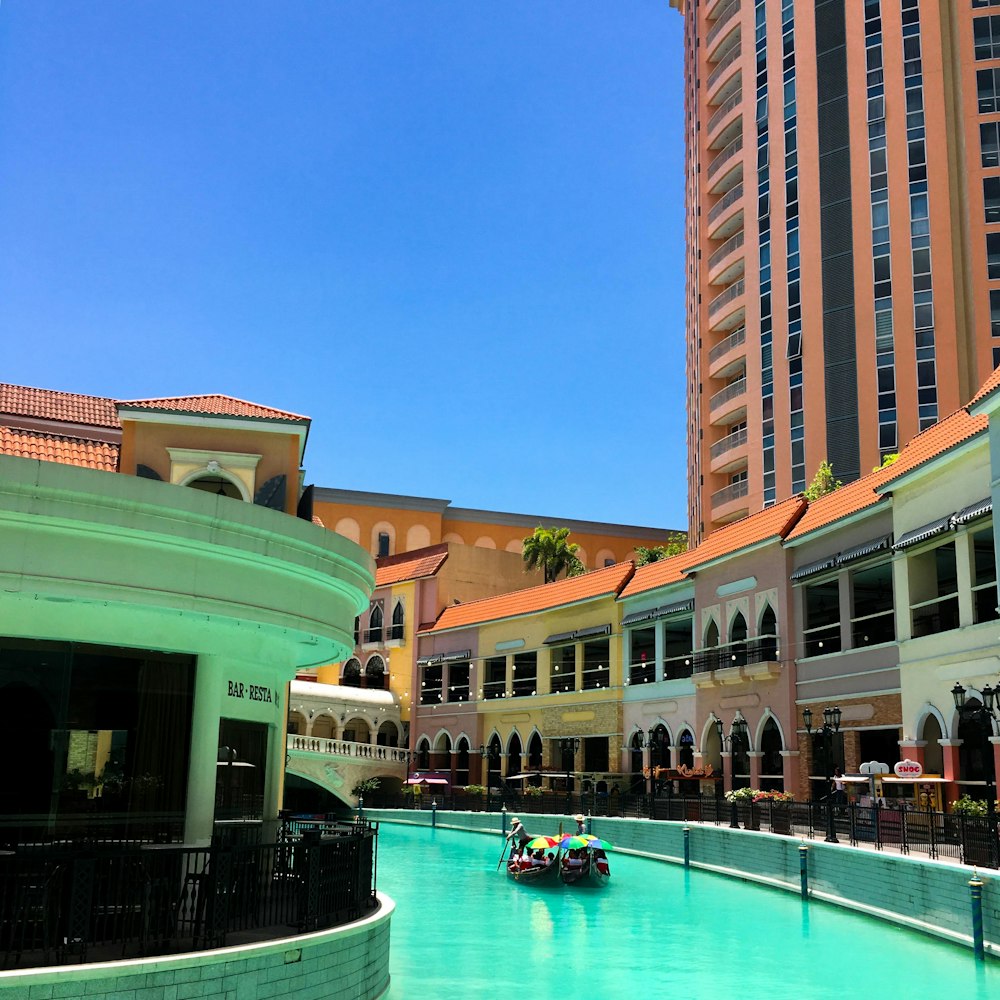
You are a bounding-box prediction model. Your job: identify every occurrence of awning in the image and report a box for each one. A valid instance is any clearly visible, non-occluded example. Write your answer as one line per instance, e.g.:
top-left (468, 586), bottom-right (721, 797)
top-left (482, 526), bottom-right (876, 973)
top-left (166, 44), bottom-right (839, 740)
top-left (622, 609), bottom-right (657, 627)
top-left (573, 624), bottom-right (611, 639)
top-left (406, 776), bottom-right (449, 785)
top-left (837, 534), bottom-right (892, 566)
top-left (441, 649), bottom-right (472, 662)
top-left (656, 598), bottom-right (694, 617)
top-left (893, 516), bottom-right (952, 550)
top-left (953, 497), bottom-right (992, 526)
top-left (543, 630), bottom-right (576, 645)
top-left (790, 556), bottom-right (836, 581)
top-left (416, 655), bottom-right (443, 666)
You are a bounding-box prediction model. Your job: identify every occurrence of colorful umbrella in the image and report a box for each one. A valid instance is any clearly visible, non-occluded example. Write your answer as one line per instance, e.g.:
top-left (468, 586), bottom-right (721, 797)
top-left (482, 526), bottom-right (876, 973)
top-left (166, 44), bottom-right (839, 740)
top-left (525, 835), bottom-right (561, 850)
top-left (581, 835), bottom-right (614, 851)
top-left (558, 835), bottom-right (591, 850)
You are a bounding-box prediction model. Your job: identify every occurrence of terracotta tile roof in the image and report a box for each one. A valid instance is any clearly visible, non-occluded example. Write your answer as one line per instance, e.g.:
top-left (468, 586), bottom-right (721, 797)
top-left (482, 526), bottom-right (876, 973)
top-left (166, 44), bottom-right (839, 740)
top-left (116, 394), bottom-right (310, 423)
top-left (683, 496), bottom-right (807, 572)
top-left (968, 365), bottom-right (1000, 409)
top-left (618, 551), bottom-right (690, 599)
top-left (0, 425), bottom-right (119, 471)
top-left (787, 407), bottom-right (988, 541)
top-left (0, 384), bottom-right (119, 428)
top-left (375, 544), bottom-right (450, 587)
top-left (422, 561), bottom-right (636, 633)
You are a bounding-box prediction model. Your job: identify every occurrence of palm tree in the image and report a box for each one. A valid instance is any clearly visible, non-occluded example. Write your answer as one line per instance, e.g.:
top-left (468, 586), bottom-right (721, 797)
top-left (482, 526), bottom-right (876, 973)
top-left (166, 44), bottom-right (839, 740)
top-left (521, 526), bottom-right (585, 583)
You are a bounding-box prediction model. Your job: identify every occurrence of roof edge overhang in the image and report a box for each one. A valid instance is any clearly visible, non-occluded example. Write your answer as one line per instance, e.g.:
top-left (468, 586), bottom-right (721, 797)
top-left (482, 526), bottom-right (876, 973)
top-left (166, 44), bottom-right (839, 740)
top-left (875, 432), bottom-right (987, 495)
top-left (783, 498), bottom-right (891, 549)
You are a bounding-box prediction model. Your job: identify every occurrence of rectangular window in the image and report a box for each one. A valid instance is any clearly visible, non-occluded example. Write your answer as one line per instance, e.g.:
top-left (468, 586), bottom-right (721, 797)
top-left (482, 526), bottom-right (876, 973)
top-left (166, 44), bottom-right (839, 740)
top-left (978, 68), bottom-right (1000, 113)
top-left (987, 177), bottom-right (1000, 224)
top-left (989, 232), bottom-right (1000, 278)
top-left (628, 626), bottom-right (656, 685)
top-left (549, 645), bottom-right (576, 693)
top-left (850, 562), bottom-right (895, 647)
top-left (448, 662), bottom-right (470, 703)
top-left (803, 578), bottom-right (842, 656)
top-left (663, 617), bottom-right (694, 679)
top-left (377, 532), bottom-right (390, 558)
top-left (482, 656), bottom-right (506, 700)
top-left (511, 651), bottom-right (537, 698)
top-left (982, 121), bottom-right (1000, 168)
top-left (974, 15), bottom-right (1000, 60)
top-left (972, 525), bottom-right (999, 624)
top-left (420, 665), bottom-right (443, 705)
top-left (581, 638), bottom-right (610, 690)
top-left (909, 541), bottom-right (960, 637)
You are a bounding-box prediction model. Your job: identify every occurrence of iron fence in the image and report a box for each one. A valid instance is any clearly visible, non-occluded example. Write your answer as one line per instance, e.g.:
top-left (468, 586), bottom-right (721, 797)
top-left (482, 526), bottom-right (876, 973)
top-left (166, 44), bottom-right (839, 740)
top-left (367, 790), bottom-right (1000, 870)
top-left (0, 817), bottom-right (378, 969)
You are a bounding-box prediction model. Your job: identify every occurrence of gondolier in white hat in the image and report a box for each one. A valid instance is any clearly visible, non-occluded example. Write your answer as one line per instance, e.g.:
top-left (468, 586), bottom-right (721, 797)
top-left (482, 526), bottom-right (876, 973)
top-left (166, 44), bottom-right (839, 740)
top-left (506, 817), bottom-right (531, 858)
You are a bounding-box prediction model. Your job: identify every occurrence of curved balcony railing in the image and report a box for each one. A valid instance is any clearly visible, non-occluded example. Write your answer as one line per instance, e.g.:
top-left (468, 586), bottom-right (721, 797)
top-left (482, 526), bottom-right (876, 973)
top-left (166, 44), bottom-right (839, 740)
top-left (707, 42), bottom-right (742, 95)
top-left (709, 230), bottom-right (745, 272)
top-left (708, 278), bottom-right (745, 317)
top-left (707, 89), bottom-right (743, 138)
top-left (708, 182), bottom-right (743, 229)
top-left (707, 135), bottom-right (743, 182)
top-left (708, 326), bottom-right (746, 366)
top-left (710, 426), bottom-right (748, 461)
top-left (706, 0), bottom-right (741, 54)
top-left (709, 376), bottom-right (747, 413)
top-left (287, 734), bottom-right (410, 762)
top-left (710, 478), bottom-right (749, 509)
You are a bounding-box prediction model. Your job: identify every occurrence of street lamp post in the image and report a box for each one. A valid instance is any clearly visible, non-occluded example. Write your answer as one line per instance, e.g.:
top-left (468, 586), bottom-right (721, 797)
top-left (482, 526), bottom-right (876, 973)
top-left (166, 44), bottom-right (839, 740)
top-left (559, 737), bottom-right (580, 810)
top-left (804, 706), bottom-right (842, 844)
top-left (479, 743), bottom-right (498, 811)
top-left (951, 682), bottom-right (997, 814)
top-left (715, 716), bottom-right (749, 829)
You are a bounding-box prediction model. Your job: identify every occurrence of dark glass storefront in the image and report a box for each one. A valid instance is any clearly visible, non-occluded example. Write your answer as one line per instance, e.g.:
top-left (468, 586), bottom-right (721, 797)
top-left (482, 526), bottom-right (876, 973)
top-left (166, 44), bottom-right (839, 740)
top-left (0, 639), bottom-right (194, 829)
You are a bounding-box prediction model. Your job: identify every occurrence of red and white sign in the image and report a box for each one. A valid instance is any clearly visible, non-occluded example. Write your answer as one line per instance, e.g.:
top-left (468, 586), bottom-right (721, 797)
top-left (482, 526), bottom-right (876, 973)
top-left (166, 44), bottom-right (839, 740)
top-left (894, 758), bottom-right (923, 779)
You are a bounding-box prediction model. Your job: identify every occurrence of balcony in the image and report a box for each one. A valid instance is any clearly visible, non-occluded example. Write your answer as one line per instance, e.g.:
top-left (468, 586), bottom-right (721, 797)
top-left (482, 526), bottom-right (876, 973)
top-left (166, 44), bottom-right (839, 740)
top-left (709, 426), bottom-right (748, 473)
top-left (708, 325), bottom-right (746, 373)
top-left (710, 478), bottom-right (750, 524)
top-left (708, 230), bottom-right (745, 285)
top-left (706, 43), bottom-right (741, 103)
top-left (708, 375), bottom-right (747, 424)
top-left (707, 277), bottom-right (745, 332)
top-left (707, 90), bottom-right (743, 149)
top-left (706, 0), bottom-right (741, 59)
top-left (690, 637), bottom-right (780, 687)
top-left (707, 135), bottom-right (743, 195)
top-left (707, 182), bottom-right (744, 239)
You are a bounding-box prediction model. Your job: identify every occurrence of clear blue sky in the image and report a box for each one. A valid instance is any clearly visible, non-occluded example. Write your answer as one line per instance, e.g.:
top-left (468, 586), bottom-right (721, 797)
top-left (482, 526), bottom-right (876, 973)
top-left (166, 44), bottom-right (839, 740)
top-left (0, 2), bottom-right (688, 532)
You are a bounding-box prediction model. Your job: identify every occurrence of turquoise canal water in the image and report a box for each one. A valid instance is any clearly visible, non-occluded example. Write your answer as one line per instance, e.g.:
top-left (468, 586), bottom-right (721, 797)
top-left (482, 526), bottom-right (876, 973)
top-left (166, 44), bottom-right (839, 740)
top-left (377, 822), bottom-right (998, 1000)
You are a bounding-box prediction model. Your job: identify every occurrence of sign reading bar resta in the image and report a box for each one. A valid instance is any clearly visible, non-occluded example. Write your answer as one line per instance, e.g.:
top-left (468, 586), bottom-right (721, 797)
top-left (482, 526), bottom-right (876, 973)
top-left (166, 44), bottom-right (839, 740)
top-left (228, 680), bottom-right (277, 704)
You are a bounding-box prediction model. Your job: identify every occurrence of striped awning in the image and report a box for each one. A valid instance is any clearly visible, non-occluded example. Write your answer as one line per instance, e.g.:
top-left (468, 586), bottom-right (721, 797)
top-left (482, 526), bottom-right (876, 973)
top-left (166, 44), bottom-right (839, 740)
top-left (893, 516), bottom-right (952, 550)
top-left (441, 649), bottom-right (472, 662)
top-left (837, 534), bottom-right (892, 566)
top-left (543, 630), bottom-right (576, 645)
top-left (574, 624), bottom-right (611, 639)
top-left (621, 609), bottom-right (657, 627)
top-left (790, 556), bottom-right (836, 581)
top-left (657, 598), bottom-right (694, 617)
top-left (953, 497), bottom-right (992, 526)
top-left (416, 655), bottom-right (442, 666)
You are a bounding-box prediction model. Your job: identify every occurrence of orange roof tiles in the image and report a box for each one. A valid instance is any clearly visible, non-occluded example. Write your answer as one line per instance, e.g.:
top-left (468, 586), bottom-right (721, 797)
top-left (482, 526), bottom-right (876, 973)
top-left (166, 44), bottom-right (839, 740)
top-left (116, 394), bottom-right (309, 423)
top-left (788, 407), bottom-right (988, 541)
top-left (375, 544), bottom-right (450, 587)
top-left (423, 561), bottom-right (636, 633)
top-left (968, 365), bottom-right (1000, 408)
top-left (618, 551), bottom-right (690, 599)
top-left (0, 426), bottom-right (119, 471)
top-left (0, 384), bottom-right (119, 428)
top-left (682, 495), bottom-right (807, 572)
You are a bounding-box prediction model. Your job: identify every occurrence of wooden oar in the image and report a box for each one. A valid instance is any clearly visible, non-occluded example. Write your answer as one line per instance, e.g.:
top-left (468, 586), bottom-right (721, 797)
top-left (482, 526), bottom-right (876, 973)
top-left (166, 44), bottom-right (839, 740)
top-left (496, 837), bottom-right (509, 871)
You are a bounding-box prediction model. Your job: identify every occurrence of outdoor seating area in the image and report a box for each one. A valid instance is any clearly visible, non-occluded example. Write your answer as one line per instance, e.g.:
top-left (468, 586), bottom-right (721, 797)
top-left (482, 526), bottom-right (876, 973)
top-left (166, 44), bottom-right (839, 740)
top-left (0, 818), bottom-right (379, 969)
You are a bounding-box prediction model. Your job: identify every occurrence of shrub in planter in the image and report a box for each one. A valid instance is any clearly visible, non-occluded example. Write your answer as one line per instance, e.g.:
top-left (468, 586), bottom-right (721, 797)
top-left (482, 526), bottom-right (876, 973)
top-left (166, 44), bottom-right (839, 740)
top-left (951, 794), bottom-right (989, 817)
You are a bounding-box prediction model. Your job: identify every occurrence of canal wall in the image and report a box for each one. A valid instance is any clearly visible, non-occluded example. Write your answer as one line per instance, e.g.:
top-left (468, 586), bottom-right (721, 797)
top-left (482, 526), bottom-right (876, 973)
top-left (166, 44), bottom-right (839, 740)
top-left (0, 893), bottom-right (393, 1000)
top-left (369, 807), bottom-right (1000, 959)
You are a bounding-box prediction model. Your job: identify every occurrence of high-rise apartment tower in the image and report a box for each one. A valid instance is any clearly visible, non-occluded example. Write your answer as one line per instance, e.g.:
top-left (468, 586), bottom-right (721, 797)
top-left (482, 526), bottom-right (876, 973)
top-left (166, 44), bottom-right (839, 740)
top-left (679, 0), bottom-right (1000, 542)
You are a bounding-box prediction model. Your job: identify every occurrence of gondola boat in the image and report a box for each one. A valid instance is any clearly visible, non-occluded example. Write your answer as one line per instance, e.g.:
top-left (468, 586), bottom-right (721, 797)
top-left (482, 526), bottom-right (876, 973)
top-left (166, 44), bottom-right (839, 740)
top-left (506, 850), bottom-right (561, 884)
top-left (559, 848), bottom-right (611, 886)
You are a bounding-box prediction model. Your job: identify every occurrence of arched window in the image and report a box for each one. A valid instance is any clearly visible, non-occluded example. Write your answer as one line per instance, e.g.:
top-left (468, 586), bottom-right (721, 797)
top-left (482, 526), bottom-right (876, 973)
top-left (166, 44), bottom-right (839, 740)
top-left (678, 730), bottom-right (695, 769)
top-left (415, 738), bottom-right (431, 770)
top-left (342, 658), bottom-right (361, 687)
top-left (759, 605), bottom-right (778, 661)
top-left (527, 733), bottom-right (543, 784)
top-left (630, 731), bottom-right (645, 777)
top-left (705, 619), bottom-right (720, 647)
top-left (507, 733), bottom-right (523, 779)
top-left (390, 600), bottom-right (405, 641)
top-left (365, 655), bottom-right (386, 690)
top-left (455, 738), bottom-right (470, 786)
top-left (366, 604), bottom-right (383, 644)
top-left (730, 611), bottom-right (748, 667)
top-left (958, 698), bottom-right (996, 790)
top-left (760, 717), bottom-right (784, 791)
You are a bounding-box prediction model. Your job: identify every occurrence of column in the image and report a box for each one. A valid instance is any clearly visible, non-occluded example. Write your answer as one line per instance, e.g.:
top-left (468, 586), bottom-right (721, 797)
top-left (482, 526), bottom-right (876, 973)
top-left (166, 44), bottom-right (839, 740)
top-left (939, 739), bottom-right (963, 807)
top-left (654, 620), bottom-right (665, 683)
top-left (720, 752), bottom-right (733, 793)
top-left (748, 750), bottom-right (763, 789)
top-left (183, 654), bottom-right (224, 846)
top-left (779, 750), bottom-right (799, 795)
top-left (955, 530), bottom-right (975, 627)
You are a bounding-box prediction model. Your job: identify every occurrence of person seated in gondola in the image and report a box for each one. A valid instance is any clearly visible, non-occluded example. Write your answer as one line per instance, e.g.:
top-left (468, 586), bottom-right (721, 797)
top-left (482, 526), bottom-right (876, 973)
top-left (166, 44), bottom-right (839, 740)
top-left (530, 849), bottom-right (547, 867)
top-left (593, 848), bottom-right (610, 876)
top-left (563, 848), bottom-right (585, 869)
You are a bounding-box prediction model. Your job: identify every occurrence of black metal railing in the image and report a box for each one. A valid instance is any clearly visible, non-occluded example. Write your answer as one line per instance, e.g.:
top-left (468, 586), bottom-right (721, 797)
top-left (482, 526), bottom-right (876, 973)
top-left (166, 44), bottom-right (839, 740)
top-left (0, 817), bottom-right (378, 969)
top-left (365, 792), bottom-right (1000, 870)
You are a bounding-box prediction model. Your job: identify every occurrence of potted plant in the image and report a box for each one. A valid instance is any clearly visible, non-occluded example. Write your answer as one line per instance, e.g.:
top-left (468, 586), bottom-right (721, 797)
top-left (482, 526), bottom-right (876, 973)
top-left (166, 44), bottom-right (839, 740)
top-left (754, 789), bottom-right (795, 834)
top-left (951, 794), bottom-right (989, 817)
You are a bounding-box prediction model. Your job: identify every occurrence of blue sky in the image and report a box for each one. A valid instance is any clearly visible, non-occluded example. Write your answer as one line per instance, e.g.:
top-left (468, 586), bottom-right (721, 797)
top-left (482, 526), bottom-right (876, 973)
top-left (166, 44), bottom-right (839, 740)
top-left (0, 2), bottom-right (687, 531)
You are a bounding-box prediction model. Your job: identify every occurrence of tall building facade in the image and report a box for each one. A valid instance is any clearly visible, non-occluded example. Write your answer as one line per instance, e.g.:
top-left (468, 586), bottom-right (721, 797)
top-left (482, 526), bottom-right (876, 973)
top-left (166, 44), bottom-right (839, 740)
top-left (679, 0), bottom-right (1000, 542)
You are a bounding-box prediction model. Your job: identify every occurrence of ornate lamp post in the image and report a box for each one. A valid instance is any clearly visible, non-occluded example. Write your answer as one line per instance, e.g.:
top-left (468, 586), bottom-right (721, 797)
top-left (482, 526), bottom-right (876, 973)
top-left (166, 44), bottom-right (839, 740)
top-left (479, 743), bottom-right (499, 810)
top-left (715, 716), bottom-right (749, 829)
top-left (951, 682), bottom-right (997, 812)
top-left (804, 706), bottom-right (842, 843)
top-left (559, 737), bottom-right (580, 808)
